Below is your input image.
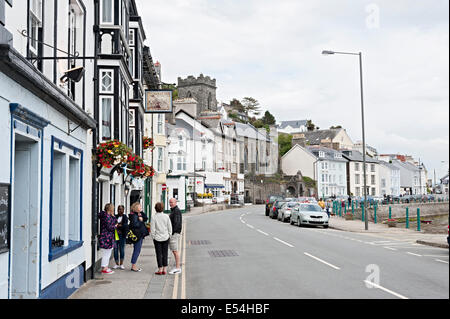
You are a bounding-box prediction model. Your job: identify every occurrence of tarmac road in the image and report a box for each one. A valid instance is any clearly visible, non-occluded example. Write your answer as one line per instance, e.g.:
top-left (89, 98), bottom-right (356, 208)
top-left (183, 205), bottom-right (449, 299)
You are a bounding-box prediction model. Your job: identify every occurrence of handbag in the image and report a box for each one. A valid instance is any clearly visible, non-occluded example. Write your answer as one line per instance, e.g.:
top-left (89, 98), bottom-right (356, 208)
top-left (126, 229), bottom-right (139, 244)
top-left (115, 229), bottom-right (120, 241)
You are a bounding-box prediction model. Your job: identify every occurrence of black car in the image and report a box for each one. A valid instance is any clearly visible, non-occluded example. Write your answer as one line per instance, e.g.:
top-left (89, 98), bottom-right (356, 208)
top-left (269, 200), bottom-right (287, 219)
top-left (266, 195), bottom-right (284, 216)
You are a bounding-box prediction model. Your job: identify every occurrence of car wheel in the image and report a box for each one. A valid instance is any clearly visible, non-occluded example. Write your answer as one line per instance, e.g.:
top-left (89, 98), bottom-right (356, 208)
top-left (297, 218), bottom-right (302, 227)
top-left (290, 218), bottom-right (294, 225)
top-left (323, 225), bottom-right (329, 229)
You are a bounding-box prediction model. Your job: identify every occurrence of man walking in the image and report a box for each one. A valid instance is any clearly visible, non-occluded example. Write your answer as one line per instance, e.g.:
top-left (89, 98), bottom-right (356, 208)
top-left (169, 198), bottom-right (182, 275)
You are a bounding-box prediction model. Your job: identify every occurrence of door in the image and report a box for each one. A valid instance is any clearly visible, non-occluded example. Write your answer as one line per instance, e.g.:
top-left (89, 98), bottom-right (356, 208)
top-left (10, 137), bottom-right (40, 299)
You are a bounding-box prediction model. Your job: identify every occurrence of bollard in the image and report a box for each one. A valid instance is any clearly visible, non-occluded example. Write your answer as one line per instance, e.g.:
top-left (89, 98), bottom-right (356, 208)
top-left (374, 203), bottom-right (377, 224)
top-left (406, 207), bottom-right (409, 229)
top-left (417, 208), bottom-right (421, 232)
top-left (389, 206), bottom-right (392, 220)
top-left (352, 201), bottom-right (354, 215)
top-left (339, 203), bottom-right (342, 217)
top-left (362, 205), bottom-right (365, 222)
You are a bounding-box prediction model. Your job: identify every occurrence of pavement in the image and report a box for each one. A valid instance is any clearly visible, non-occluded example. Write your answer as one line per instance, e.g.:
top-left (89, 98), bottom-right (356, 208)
top-left (70, 238), bottom-right (179, 299)
top-left (328, 214), bottom-right (449, 249)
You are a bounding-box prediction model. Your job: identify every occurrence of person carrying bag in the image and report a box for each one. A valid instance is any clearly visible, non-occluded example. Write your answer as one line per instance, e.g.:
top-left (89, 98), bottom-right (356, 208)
top-left (128, 202), bottom-right (149, 272)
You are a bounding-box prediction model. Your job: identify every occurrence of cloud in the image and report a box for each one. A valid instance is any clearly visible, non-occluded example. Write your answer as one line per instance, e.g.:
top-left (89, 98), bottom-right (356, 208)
top-left (136, 0), bottom-right (449, 178)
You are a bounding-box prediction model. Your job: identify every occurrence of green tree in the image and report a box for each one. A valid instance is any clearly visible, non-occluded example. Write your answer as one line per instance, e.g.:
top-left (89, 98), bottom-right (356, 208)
top-left (306, 120), bottom-right (316, 131)
top-left (330, 125), bottom-right (342, 129)
top-left (230, 98), bottom-right (245, 113)
top-left (262, 110), bottom-right (276, 126)
top-left (278, 133), bottom-right (293, 157)
top-left (241, 97), bottom-right (261, 117)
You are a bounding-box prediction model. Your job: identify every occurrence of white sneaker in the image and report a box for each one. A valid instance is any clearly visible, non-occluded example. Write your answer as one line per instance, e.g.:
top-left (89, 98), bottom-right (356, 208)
top-left (120, 265), bottom-right (125, 270)
top-left (169, 268), bottom-right (181, 275)
top-left (112, 265), bottom-right (120, 269)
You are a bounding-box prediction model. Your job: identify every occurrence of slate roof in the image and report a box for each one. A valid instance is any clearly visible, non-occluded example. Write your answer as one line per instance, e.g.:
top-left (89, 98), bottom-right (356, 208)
top-left (278, 120), bottom-right (308, 130)
top-left (235, 122), bottom-right (269, 141)
top-left (301, 129), bottom-right (341, 145)
top-left (340, 149), bottom-right (379, 163)
top-left (307, 146), bottom-right (348, 163)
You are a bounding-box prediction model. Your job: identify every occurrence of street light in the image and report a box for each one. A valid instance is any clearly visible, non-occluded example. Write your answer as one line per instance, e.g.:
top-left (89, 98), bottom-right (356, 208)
top-left (322, 49), bottom-right (369, 231)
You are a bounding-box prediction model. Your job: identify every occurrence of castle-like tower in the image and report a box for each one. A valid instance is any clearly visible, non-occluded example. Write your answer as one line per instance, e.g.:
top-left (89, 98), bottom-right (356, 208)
top-left (177, 74), bottom-right (218, 117)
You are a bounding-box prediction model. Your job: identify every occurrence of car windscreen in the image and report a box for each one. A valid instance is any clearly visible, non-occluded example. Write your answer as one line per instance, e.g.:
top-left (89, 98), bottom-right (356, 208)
top-left (300, 204), bottom-right (323, 212)
top-left (287, 202), bottom-right (298, 208)
top-left (270, 196), bottom-right (283, 203)
top-left (276, 201), bottom-right (287, 208)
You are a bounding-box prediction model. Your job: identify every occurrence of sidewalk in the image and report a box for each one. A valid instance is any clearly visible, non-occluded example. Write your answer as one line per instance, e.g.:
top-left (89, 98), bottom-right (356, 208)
top-left (329, 215), bottom-right (449, 248)
top-left (70, 239), bottom-right (177, 299)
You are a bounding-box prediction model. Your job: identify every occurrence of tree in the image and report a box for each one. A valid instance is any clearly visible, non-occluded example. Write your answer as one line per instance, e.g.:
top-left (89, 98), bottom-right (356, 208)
top-left (261, 111), bottom-right (276, 126)
top-left (306, 120), bottom-right (316, 131)
top-left (241, 97), bottom-right (261, 117)
top-left (330, 125), bottom-right (342, 129)
top-left (230, 98), bottom-right (245, 113)
top-left (278, 133), bottom-right (293, 157)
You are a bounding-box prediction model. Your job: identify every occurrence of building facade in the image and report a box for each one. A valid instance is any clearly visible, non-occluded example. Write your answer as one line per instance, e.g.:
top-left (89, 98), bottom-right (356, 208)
top-left (341, 150), bottom-right (380, 197)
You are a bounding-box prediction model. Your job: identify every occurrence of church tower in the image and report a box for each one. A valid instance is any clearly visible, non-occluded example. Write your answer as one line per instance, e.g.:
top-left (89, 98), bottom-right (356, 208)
top-left (177, 74), bottom-right (218, 117)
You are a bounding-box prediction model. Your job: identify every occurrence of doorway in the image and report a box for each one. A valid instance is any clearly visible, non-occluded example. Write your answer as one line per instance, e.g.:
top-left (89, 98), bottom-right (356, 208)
top-left (10, 135), bottom-right (40, 299)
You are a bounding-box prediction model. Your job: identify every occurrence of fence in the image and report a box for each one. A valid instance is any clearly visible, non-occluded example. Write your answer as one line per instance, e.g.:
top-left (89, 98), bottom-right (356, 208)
top-left (332, 199), bottom-right (449, 232)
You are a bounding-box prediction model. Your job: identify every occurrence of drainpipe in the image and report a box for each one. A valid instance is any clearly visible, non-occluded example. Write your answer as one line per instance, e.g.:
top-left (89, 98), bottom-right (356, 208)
top-left (91, 0), bottom-right (100, 280)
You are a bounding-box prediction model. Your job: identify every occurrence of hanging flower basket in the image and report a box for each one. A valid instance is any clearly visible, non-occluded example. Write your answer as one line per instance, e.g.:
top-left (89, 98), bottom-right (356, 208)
top-left (96, 140), bottom-right (131, 169)
top-left (143, 136), bottom-right (154, 151)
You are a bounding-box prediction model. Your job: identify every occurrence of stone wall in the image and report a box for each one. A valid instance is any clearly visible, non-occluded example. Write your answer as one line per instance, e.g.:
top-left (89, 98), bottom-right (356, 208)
top-left (177, 74), bottom-right (218, 115)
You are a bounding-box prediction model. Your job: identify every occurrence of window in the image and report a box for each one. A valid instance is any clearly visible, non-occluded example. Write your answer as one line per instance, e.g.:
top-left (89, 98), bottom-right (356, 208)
top-left (355, 174), bottom-right (360, 185)
top-left (169, 158), bottom-right (174, 171)
top-left (157, 114), bottom-right (164, 135)
top-left (129, 48), bottom-right (134, 78)
top-left (371, 175), bottom-right (376, 185)
top-left (157, 147), bottom-right (163, 172)
top-left (371, 187), bottom-right (376, 196)
top-left (179, 135), bottom-right (184, 147)
top-left (356, 187), bottom-right (361, 196)
top-left (101, 0), bottom-right (113, 24)
top-left (371, 164), bottom-right (375, 173)
top-left (100, 97), bottom-right (113, 141)
top-left (129, 127), bottom-right (135, 152)
top-left (50, 138), bottom-right (83, 261)
top-left (100, 70), bottom-right (113, 93)
top-left (129, 29), bottom-right (135, 46)
top-left (381, 179), bottom-right (386, 188)
top-left (319, 151), bottom-right (325, 158)
top-left (29, 0), bottom-right (43, 54)
top-left (202, 158), bottom-right (206, 171)
top-left (355, 163), bottom-right (360, 171)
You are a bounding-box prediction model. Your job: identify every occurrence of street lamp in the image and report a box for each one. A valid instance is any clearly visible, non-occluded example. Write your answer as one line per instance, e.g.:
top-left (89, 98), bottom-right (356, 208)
top-left (322, 49), bottom-right (369, 230)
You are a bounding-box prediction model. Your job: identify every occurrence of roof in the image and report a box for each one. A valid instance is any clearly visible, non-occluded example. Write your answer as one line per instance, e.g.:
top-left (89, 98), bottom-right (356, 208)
top-left (307, 146), bottom-right (348, 162)
top-left (379, 161), bottom-right (400, 170)
top-left (235, 122), bottom-right (269, 141)
top-left (340, 150), bottom-right (379, 163)
top-left (278, 120), bottom-right (308, 130)
top-left (301, 129), bottom-right (342, 145)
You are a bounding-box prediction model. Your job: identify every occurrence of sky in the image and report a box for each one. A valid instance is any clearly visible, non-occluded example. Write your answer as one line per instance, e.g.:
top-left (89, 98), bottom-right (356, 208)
top-left (136, 0), bottom-right (449, 181)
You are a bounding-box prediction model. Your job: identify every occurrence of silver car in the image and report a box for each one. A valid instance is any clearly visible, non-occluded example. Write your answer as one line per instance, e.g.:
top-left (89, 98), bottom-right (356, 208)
top-left (290, 203), bottom-right (329, 228)
top-left (277, 202), bottom-right (299, 222)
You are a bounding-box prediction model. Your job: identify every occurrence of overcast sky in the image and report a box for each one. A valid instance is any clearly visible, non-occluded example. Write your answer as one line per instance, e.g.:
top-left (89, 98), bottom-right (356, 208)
top-left (136, 0), bottom-right (449, 181)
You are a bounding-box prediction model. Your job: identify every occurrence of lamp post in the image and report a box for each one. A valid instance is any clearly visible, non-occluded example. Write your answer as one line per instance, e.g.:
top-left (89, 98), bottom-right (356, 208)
top-left (322, 50), bottom-right (369, 230)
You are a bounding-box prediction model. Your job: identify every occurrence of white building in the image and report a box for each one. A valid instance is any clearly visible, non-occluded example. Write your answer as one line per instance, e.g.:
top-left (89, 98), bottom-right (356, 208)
top-left (378, 162), bottom-right (401, 196)
top-left (281, 144), bottom-right (348, 198)
top-left (277, 120), bottom-right (308, 135)
top-left (341, 150), bottom-right (381, 197)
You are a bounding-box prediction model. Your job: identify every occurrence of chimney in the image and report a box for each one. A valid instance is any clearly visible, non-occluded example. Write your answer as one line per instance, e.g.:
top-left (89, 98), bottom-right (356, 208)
top-left (292, 133), bottom-right (306, 147)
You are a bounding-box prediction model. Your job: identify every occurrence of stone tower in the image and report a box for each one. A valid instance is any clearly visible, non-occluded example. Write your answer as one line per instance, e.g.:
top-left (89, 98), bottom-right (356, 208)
top-left (177, 74), bottom-right (218, 117)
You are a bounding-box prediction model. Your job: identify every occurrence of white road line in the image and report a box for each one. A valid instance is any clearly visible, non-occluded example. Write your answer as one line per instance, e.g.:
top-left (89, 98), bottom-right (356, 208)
top-left (435, 259), bottom-right (449, 264)
top-left (246, 224), bottom-right (255, 229)
top-left (257, 229), bottom-right (269, 236)
top-left (273, 237), bottom-right (294, 248)
top-left (407, 252), bottom-right (422, 257)
top-left (304, 252), bottom-right (340, 270)
top-left (423, 255), bottom-right (449, 258)
top-left (384, 247), bottom-right (397, 251)
top-left (363, 280), bottom-right (408, 299)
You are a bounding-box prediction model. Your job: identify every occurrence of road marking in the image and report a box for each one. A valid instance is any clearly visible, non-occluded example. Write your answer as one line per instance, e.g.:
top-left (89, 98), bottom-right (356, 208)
top-left (304, 252), bottom-right (340, 270)
top-left (423, 255), bottom-right (449, 258)
top-left (384, 247), bottom-right (397, 251)
top-left (246, 224), bottom-right (255, 229)
top-left (435, 259), bottom-right (449, 264)
top-left (273, 237), bottom-right (294, 248)
top-left (407, 252), bottom-right (422, 257)
top-left (257, 229), bottom-right (269, 236)
top-left (181, 221), bottom-right (187, 299)
top-left (363, 280), bottom-right (408, 299)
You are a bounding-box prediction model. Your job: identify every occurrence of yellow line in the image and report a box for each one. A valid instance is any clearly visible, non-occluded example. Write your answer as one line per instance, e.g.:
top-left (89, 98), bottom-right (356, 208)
top-left (181, 221), bottom-right (187, 299)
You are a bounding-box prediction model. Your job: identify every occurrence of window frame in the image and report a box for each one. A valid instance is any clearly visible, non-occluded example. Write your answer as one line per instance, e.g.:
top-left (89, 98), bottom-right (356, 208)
top-left (100, 0), bottom-right (114, 24)
top-left (49, 136), bottom-right (83, 262)
top-left (99, 96), bottom-right (114, 142)
top-left (100, 69), bottom-right (114, 94)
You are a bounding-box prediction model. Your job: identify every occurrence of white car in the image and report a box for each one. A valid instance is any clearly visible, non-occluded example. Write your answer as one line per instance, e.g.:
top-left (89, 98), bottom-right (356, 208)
top-left (277, 202), bottom-right (299, 222)
top-left (290, 203), bottom-right (329, 228)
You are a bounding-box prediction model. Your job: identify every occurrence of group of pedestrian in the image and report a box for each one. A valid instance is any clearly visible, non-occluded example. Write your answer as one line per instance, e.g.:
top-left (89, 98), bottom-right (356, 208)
top-left (97, 198), bottom-right (182, 276)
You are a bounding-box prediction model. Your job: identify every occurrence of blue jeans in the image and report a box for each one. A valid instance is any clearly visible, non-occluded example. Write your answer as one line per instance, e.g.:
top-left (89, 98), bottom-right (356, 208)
top-left (131, 238), bottom-right (143, 265)
top-left (114, 235), bottom-right (126, 263)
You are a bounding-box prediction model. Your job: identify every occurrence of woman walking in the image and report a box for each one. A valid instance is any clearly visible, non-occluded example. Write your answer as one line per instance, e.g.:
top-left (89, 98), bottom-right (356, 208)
top-left (113, 205), bottom-right (128, 270)
top-left (129, 202), bottom-right (149, 272)
top-left (151, 202), bottom-right (172, 275)
top-left (98, 203), bottom-right (118, 275)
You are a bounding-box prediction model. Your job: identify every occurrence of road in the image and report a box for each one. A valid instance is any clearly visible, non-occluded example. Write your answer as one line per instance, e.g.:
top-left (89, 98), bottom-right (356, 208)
top-left (181, 205), bottom-right (449, 299)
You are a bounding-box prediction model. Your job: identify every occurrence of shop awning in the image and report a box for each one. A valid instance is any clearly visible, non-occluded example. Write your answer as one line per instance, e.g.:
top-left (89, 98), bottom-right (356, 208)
top-left (204, 184), bottom-right (225, 189)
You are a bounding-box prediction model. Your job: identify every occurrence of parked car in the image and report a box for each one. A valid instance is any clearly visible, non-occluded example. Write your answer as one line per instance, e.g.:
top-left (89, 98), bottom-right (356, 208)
top-left (277, 202), bottom-right (299, 223)
top-left (290, 203), bottom-right (329, 228)
top-left (297, 197), bottom-right (317, 203)
top-left (269, 200), bottom-right (287, 219)
top-left (266, 195), bottom-right (284, 216)
top-left (401, 195), bottom-right (414, 203)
